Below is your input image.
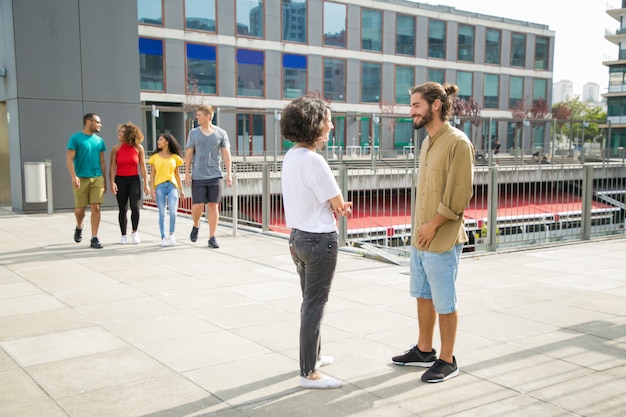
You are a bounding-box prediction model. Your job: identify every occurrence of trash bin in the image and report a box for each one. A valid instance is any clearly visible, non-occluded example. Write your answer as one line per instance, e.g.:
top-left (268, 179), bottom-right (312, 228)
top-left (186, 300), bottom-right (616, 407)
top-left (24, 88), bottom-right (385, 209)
top-left (24, 162), bottom-right (47, 203)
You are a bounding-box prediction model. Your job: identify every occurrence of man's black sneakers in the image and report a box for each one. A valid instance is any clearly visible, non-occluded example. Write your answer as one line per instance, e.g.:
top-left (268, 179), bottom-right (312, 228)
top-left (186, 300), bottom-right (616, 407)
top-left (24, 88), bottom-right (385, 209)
top-left (190, 226), bottom-right (199, 242)
top-left (421, 357), bottom-right (459, 383)
top-left (90, 237), bottom-right (103, 249)
top-left (392, 345), bottom-right (437, 367)
top-left (74, 227), bottom-right (82, 243)
top-left (208, 236), bottom-right (219, 249)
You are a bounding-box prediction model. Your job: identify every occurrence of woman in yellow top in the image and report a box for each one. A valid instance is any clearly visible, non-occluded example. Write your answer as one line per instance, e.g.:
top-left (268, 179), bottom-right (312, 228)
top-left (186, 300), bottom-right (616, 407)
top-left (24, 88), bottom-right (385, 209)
top-left (148, 133), bottom-right (185, 246)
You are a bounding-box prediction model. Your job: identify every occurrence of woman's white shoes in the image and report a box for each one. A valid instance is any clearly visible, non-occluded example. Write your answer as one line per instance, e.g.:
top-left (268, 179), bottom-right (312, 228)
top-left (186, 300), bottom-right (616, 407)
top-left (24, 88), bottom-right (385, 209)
top-left (299, 375), bottom-right (343, 389)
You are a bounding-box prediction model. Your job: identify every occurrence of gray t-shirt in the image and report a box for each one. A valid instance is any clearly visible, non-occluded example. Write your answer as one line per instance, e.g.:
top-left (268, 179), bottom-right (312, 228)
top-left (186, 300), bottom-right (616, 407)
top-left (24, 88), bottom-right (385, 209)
top-left (185, 125), bottom-right (230, 180)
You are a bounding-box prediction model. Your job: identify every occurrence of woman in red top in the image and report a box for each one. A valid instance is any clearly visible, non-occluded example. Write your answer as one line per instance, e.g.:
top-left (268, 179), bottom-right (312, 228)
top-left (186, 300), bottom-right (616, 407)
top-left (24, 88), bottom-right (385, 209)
top-left (110, 122), bottom-right (149, 244)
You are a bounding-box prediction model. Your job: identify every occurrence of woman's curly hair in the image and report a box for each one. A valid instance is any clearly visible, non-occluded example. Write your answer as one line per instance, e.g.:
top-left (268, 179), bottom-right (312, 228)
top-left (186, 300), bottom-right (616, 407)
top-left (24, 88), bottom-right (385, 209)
top-left (280, 95), bottom-right (330, 147)
top-left (118, 122), bottom-right (144, 146)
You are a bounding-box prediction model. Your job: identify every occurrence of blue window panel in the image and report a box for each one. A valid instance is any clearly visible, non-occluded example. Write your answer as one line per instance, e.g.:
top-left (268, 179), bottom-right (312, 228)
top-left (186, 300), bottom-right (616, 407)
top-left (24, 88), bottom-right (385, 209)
top-left (283, 54), bottom-right (306, 69)
top-left (187, 44), bottom-right (216, 60)
top-left (139, 38), bottom-right (163, 55)
top-left (237, 49), bottom-right (264, 65)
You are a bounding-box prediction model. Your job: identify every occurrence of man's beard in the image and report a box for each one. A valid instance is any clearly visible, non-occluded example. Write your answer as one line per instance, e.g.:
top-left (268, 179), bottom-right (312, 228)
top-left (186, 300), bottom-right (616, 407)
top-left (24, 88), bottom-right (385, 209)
top-left (413, 106), bottom-right (434, 130)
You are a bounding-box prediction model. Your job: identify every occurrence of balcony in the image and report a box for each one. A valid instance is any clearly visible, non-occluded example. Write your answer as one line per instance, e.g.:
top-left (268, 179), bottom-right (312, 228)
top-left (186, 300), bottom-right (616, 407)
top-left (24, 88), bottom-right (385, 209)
top-left (607, 1), bottom-right (626, 20)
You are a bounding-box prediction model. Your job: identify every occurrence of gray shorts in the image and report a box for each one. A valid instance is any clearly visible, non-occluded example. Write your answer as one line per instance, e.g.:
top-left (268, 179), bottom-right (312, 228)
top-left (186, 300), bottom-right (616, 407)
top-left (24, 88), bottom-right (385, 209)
top-left (191, 178), bottom-right (222, 204)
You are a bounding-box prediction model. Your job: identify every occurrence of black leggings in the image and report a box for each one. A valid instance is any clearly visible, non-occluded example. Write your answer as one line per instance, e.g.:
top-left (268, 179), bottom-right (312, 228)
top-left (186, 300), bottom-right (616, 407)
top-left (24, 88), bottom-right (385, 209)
top-left (115, 175), bottom-right (142, 235)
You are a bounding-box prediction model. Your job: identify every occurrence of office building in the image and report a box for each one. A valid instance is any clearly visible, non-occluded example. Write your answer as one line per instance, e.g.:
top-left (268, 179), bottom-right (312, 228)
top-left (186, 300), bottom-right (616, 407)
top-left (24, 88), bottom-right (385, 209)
top-left (553, 79), bottom-right (573, 103)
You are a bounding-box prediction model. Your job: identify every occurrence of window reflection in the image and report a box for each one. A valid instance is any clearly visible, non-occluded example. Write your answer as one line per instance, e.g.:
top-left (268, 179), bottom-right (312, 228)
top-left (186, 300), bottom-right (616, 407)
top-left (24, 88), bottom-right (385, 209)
top-left (187, 44), bottom-right (216, 95)
top-left (324, 1), bottom-right (346, 47)
top-left (282, 0), bottom-right (307, 43)
top-left (511, 33), bottom-right (526, 67)
top-left (535, 36), bottom-right (549, 70)
top-left (237, 49), bottom-right (265, 97)
top-left (509, 76), bottom-right (523, 108)
top-left (237, 0), bottom-right (263, 38)
top-left (185, 0), bottom-right (216, 32)
top-left (428, 20), bottom-right (446, 59)
top-left (484, 74), bottom-right (499, 108)
top-left (457, 71), bottom-right (472, 101)
top-left (138, 0), bottom-right (162, 25)
top-left (139, 38), bottom-right (164, 91)
top-left (283, 54), bottom-right (307, 98)
top-left (458, 24), bottom-right (474, 62)
top-left (396, 15), bottom-right (415, 56)
top-left (395, 66), bottom-right (414, 105)
top-left (361, 62), bottom-right (381, 103)
top-left (485, 29), bottom-right (501, 65)
top-left (362, 8), bottom-right (382, 52)
top-left (324, 58), bottom-right (346, 101)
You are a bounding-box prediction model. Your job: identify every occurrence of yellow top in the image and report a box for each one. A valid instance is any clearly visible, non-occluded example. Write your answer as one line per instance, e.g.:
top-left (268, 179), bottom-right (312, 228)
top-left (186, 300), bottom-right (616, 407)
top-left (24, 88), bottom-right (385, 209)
top-left (148, 153), bottom-right (184, 187)
top-left (412, 122), bottom-right (475, 253)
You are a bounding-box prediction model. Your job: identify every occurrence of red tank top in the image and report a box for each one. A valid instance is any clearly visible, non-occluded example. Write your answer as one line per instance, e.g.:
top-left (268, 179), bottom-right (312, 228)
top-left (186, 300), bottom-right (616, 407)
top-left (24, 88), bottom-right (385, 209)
top-left (116, 143), bottom-right (139, 176)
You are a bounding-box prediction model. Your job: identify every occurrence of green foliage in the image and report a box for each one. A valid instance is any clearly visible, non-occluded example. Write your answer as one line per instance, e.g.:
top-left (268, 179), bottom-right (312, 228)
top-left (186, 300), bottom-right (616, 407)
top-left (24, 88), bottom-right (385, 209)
top-left (551, 96), bottom-right (607, 144)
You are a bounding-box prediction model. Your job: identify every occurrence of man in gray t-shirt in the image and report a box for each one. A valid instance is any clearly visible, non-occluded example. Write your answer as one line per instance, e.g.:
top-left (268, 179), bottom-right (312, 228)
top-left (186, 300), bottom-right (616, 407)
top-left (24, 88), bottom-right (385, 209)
top-left (184, 105), bottom-right (232, 249)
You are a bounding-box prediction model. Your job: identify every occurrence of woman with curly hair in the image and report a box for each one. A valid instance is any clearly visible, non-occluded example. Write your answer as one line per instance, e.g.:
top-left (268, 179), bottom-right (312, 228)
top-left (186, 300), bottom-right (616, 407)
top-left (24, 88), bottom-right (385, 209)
top-left (148, 133), bottom-right (185, 247)
top-left (281, 95), bottom-right (352, 389)
top-left (110, 122), bottom-right (149, 244)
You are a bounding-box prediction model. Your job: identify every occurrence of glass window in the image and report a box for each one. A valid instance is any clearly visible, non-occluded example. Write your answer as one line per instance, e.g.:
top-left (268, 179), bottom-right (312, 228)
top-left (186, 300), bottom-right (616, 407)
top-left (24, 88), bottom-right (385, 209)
top-left (534, 36), bottom-right (549, 70)
top-left (282, 0), bottom-right (307, 43)
top-left (324, 1), bottom-right (346, 48)
top-left (509, 76), bottom-right (524, 108)
top-left (485, 28), bottom-right (500, 65)
top-left (323, 58), bottom-right (346, 101)
top-left (457, 24), bottom-right (474, 62)
top-left (139, 38), bottom-right (164, 91)
top-left (361, 62), bottom-right (381, 103)
top-left (185, 0), bottom-right (215, 32)
top-left (609, 65), bottom-right (626, 93)
top-left (456, 71), bottom-right (472, 101)
top-left (283, 54), bottom-right (307, 98)
top-left (395, 66), bottom-right (414, 105)
top-left (484, 74), bottom-right (499, 109)
top-left (428, 19), bottom-right (446, 59)
top-left (362, 8), bottom-right (382, 52)
top-left (428, 68), bottom-right (445, 84)
top-left (186, 44), bottom-right (216, 95)
top-left (396, 14), bottom-right (415, 56)
top-left (511, 33), bottom-right (526, 67)
top-left (533, 78), bottom-right (547, 101)
top-left (237, 49), bottom-right (264, 97)
top-left (138, 0), bottom-right (162, 25)
top-left (236, 0), bottom-right (263, 38)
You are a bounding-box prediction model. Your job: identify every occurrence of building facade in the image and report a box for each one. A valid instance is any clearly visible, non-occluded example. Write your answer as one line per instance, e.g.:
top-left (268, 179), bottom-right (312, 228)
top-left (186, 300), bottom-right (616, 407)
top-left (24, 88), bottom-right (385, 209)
top-left (0, 0), bottom-right (555, 212)
top-left (605, 0), bottom-right (626, 153)
top-left (553, 79), bottom-right (573, 104)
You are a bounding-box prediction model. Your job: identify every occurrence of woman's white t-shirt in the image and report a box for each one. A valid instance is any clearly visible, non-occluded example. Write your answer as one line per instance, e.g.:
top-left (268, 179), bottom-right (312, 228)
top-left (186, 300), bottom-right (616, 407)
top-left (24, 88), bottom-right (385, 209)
top-left (282, 147), bottom-right (341, 233)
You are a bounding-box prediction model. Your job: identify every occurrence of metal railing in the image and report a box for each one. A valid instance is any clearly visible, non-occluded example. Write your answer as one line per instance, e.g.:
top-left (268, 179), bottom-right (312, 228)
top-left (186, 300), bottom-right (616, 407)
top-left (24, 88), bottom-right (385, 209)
top-left (143, 150), bottom-right (626, 258)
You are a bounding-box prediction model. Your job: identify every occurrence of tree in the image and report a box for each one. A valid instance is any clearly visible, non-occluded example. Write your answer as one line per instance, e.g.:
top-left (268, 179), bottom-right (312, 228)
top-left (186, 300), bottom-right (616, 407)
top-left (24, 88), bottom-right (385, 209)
top-left (528, 98), bottom-right (551, 149)
top-left (453, 96), bottom-right (482, 148)
top-left (551, 97), bottom-right (607, 148)
top-left (510, 99), bottom-right (530, 151)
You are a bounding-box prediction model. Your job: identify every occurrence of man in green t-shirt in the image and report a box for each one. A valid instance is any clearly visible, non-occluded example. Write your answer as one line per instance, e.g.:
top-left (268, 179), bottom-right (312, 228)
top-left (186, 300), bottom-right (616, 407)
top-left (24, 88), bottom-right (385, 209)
top-left (66, 113), bottom-right (107, 249)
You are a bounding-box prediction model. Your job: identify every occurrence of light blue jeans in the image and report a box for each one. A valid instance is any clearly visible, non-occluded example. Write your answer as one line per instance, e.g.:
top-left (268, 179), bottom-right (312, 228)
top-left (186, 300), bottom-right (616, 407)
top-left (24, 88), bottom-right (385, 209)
top-left (155, 181), bottom-right (179, 238)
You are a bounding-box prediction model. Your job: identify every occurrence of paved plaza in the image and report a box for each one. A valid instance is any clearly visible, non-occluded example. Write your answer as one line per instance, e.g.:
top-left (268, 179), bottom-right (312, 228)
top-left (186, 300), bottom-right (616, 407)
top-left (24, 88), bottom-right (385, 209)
top-left (1, 208), bottom-right (625, 417)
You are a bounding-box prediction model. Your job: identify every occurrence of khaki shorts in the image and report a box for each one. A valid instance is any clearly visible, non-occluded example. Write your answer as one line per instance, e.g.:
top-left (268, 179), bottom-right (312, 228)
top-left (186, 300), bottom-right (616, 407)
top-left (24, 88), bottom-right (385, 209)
top-left (73, 176), bottom-right (105, 207)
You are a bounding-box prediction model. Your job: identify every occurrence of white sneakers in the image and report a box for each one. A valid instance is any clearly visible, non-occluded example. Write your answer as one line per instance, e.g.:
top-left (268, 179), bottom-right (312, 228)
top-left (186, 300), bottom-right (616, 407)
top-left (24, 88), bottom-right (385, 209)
top-left (160, 235), bottom-right (176, 247)
top-left (300, 354), bottom-right (342, 389)
top-left (119, 235), bottom-right (127, 245)
top-left (131, 232), bottom-right (141, 244)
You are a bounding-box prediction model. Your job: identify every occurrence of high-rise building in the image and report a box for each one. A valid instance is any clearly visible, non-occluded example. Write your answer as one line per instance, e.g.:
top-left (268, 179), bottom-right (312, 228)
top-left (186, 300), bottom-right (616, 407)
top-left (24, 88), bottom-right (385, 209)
top-left (605, 1), bottom-right (626, 152)
top-left (582, 82), bottom-right (600, 103)
top-left (553, 80), bottom-right (574, 103)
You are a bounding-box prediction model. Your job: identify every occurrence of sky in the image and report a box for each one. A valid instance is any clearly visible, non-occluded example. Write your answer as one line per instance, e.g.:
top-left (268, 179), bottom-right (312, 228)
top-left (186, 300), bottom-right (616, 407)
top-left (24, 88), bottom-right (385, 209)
top-left (415, 0), bottom-right (616, 97)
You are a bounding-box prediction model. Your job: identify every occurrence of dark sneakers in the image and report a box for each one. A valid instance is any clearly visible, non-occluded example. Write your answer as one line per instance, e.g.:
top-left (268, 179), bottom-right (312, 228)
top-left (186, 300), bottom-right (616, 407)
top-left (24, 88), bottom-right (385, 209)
top-left (392, 346), bottom-right (437, 367)
top-left (74, 227), bottom-right (82, 243)
top-left (208, 236), bottom-right (219, 249)
top-left (190, 226), bottom-right (199, 242)
top-left (90, 237), bottom-right (103, 249)
top-left (421, 357), bottom-right (459, 383)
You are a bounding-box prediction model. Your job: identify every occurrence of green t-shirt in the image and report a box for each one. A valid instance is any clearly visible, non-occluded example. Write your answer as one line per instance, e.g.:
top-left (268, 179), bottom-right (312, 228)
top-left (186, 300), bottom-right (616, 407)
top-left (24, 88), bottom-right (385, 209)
top-left (67, 132), bottom-right (106, 178)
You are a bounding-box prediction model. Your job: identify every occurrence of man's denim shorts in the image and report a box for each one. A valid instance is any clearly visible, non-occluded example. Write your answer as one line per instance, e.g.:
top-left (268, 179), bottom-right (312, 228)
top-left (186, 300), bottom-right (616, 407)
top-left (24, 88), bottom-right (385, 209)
top-left (409, 244), bottom-right (464, 314)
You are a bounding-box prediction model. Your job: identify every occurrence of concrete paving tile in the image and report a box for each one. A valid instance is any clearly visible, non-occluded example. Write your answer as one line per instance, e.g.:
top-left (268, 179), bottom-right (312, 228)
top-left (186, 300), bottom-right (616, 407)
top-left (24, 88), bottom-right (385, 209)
top-left (126, 275), bottom-right (216, 296)
top-left (460, 341), bottom-right (592, 393)
top-left (77, 296), bottom-right (178, 324)
top-left (0, 348), bottom-right (16, 371)
top-left (605, 363), bottom-right (626, 378)
top-left (228, 280), bottom-right (301, 301)
top-left (230, 318), bottom-right (301, 352)
top-left (140, 330), bottom-right (271, 372)
top-left (509, 330), bottom-right (626, 371)
top-left (0, 368), bottom-right (53, 415)
top-left (0, 267), bottom-right (22, 284)
top-left (194, 302), bottom-right (296, 330)
top-left (54, 282), bottom-right (145, 307)
top-left (461, 310), bottom-right (559, 343)
top-left (200, 265), bottom-right (295, 288)
top-left (324, 307), bottom-right (424, 336)
top-left (529, 372), bottom-right (626, 417)
top-left (0, 281), bottom-right (41, 299)
top-left (387, 373), bottom-right (518, 417)
top-left (530, 272), bottom-right (623, 291)
top-left (58, 374), bottom-right (221, 417)
top-left (449, 395), bottom-right (574, 417)
top-left (3, 401), bottom-right (69, 417)
top-left (27, 346), bottom-right (172, 398)
top-left (27, 272), bottom-right (120, 292)
top-left (333, 284), bottom-right (408, 307)
top-left (184, 352), bottom-right (299, 405)
top-left (568, 317), bottom-right (626, 343)
top-left (105, 312), bottom-right (220, 345)
top-left (0, 308), bottom-right (91, 341)
top-left (462, 288), bottom-right (538, 311)
top-left (0, 293), bottom-right (64, 318)
top-left (8, 259), bottom-right (97, 280)
top-left (500, 300), bottom-right (616, 328)
top-left (1, 327), bottom-right (127, 367)
top-left (557, 291), bottom-right (626, 316)
top-left (157, 288), bottom-right (256, 311)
